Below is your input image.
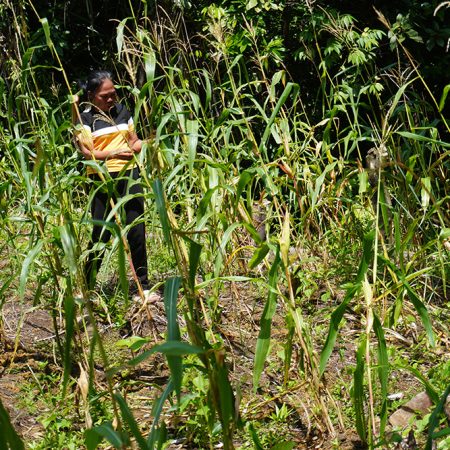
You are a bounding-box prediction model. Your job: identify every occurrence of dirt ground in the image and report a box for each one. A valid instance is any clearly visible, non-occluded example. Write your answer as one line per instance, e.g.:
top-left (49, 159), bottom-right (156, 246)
top-left (0, 280), bottom-right (445, 449)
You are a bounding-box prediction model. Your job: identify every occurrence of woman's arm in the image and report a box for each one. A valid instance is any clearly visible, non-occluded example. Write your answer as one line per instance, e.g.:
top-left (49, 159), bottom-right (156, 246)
top-left (128, 131), bottom-right (144, 153)
top-left (76, 141), bottom-right (134, 160)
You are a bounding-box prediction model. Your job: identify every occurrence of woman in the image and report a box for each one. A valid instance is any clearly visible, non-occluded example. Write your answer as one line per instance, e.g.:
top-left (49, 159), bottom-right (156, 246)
top-left (74, 70), bottom-right (151, 300)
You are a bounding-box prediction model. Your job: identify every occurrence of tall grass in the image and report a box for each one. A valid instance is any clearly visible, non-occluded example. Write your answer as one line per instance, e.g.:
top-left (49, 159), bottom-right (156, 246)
top-left (0, 2), bottom-right (449, 449)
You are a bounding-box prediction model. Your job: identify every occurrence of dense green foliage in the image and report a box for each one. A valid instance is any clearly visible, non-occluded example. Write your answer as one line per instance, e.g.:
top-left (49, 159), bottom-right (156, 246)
top-left (0, 0), bottom-right (449, 449)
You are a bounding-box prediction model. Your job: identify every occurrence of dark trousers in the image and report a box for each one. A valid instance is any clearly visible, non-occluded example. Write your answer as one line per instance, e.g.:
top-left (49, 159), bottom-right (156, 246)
top-left (85, 167), bottom-right (149, 290)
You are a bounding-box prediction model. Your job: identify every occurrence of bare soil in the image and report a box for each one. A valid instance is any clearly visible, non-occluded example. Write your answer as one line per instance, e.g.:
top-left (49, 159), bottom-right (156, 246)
top-left (0, 278), bottom-right (446, 449)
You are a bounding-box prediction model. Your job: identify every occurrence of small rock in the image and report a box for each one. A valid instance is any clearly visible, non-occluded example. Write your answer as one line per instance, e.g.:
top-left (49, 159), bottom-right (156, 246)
top-left (389, 408), bottom-right (415, 429)
top-left (389, 391), bottom-right (433, 429)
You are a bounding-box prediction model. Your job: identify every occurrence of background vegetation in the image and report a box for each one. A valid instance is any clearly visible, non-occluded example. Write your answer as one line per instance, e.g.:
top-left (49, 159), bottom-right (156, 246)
top-left (0, 0), bottom-right (449, 449)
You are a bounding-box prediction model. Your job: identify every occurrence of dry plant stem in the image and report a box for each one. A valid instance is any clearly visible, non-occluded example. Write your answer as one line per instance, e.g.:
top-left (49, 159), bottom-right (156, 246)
top-left (245, 380), bottom-right (308, 415)
top-left (364, 276), bottom-right (376, 441)
top-left (284, 265), bottom-right (336, 435)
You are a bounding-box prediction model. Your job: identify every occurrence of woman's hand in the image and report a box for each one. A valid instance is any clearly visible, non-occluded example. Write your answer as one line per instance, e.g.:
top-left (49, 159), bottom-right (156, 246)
top-left (115, 150), bottom-right (134, 160)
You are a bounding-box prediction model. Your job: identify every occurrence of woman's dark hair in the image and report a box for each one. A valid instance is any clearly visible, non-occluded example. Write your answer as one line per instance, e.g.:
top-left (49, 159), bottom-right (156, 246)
top-left (77, 70), bottom-right (113, 100)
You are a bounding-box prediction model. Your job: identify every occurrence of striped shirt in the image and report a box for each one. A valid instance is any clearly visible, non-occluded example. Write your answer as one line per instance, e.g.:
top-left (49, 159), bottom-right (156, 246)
top-left (76, 103), bottom-right (136, 174)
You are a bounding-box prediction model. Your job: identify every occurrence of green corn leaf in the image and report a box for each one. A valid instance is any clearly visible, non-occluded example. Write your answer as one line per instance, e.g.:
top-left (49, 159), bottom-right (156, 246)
top-left (40, 18), bottom-right (52, 49)
top-left (144, 48), bottom-right (156, 82)
top-left (147, 380), bottom-right (174, 448)
top-left (152, 178), bottom-right (171, 248)
top-left (235, 170), bottom-right (252, 211)
top-left (396, 131), bottom-right (450, 148)
top-left (249, 242), bottom-right (270, 269)
top-left (379, 185), bottom-right (390, 236)
top-left (373, 313), bottom-right (389, 435)
top-left (397, 364), bottom-right (439, 402)
top-left (426, 384), bottom-right (450, 450)
top-left (147, 421), bottom-right (167, 450)
top-left (115, 336), bottom-right (151, 352)
top-left (253, 248), bottom-right (281, 390)
top-left (386, 78), bottom-right (416, 121)
top-left (432, 427), bottom-right (450, 439)
top-left (165, 277), bottom-right (181, 342)
top-left (380, 256), bottom-right (435, 346)
top-left (84, 428), bottom-right (103, 450)
top-left (201, 69), bottom-right (212, 109)
top-left (115, 393), bottom-right (148, 450)
top-left (259, 82), bottom-right (299, 157)
top-left (248, 423), bottom-right (264, 450)
top-left (213, 350), bottom-right (235, 435)
top-left (85, 422), bottom-right (125, 449)
top-left (164, 277), bottom-right (182, 399)
top-left (319, 230), bottom-right (375, 375)
top-left (198, 186), bottom-right (220, 219)
top-left (19, 240), bottom-right (43, 300)
top-left (0, 397), bottom-right (25, 450)
top-left (0, 274), bottom-right (14, 309)
top-left (438, 84), bottom-right (450, 112)
top-left (59, 224), bottom-right (77, 277)
top-left (187, 238), bottom-right (202, 292)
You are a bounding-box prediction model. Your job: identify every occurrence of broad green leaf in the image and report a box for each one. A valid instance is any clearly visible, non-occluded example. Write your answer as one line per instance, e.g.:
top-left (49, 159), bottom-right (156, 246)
top-left (0, 397), bottom-right (25, 450)
top-left (253, 248), bottom-right (281, 390)
top-left (188, 238), bottom-right (202, 292)
top-left (235, 170), bottom-right (252, 211)
top-left (144, 48), bottom-right (156, 82)
top-left (259, 83), bottom-right (299, 157)
top-left (115, 336), bottom-right (151, 352)
top-left (152, 178), bottom-right (171, 248)
top-left (438, 84), bottom-right (450, 111)
top-left (249, 242), bottom-right (269, 269)
top-left (212, 350), bottom-right (235, 435)
top-left (380, 256), bottom-right (435, 346)
top-left (40, 18), bottom-right (52, 49)
top-left (319, 230), bottom-right (375, 375)
top-left (426, 384), bottom-right (450, 450)
top-left (373, 313), bottom-right (389, 435)
top-left (115, 394), bottom-right (148, 450)
top-left (248, 423), bottom-right (264, 450)
top-left (59, 224), bottom-right (77, 276)
top-left (164, 277), bottom-right (182, 399)
top-left (396, 131), bottom-right (450, 148)
top-left (358, 170), bottom-right (369, 194)
top-left (19, 240), bottom-right (43, 300)
top-left (85, 422), bottom-right (125, 449)
top-left (147, 380), bottom-right (174, 447)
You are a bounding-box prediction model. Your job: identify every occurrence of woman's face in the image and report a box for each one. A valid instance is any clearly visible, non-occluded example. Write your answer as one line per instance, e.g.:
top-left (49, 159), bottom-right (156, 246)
top-left (91, 78), bottom-right (117, 111)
